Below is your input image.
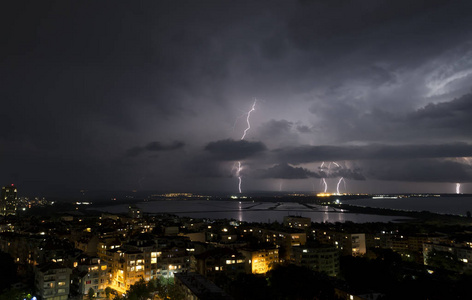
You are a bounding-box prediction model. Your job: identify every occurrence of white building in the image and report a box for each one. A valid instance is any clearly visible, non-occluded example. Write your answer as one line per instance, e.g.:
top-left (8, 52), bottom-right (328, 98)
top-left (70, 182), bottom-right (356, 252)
top-left (35, 262), bottom-right (72, 300)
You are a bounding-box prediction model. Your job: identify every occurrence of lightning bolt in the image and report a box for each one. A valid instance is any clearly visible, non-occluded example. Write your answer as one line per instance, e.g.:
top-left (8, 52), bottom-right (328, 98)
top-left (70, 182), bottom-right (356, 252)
top-left (336, 177), bottom-right (344, 195)
top-left (236, 99), bottom-right (257, 193)
top-left (237, 162), bottom-right (243, 193)
top-left (241, 100), bottom-right (256, 140)
top-left (232, 162), bottom-right (243, 193)
top-left (319, 162), bottom-right (328, 193)
top-left (456, 183), bottom-right (461, 194)
top-left (319, 161), bottom-right (346, 194)
top-left (322, 178), bottom-right (328, 193)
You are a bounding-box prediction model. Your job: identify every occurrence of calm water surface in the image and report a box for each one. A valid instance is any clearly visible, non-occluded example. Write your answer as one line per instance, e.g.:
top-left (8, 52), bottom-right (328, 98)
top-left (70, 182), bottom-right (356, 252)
top-left (347, 196), bottom-right (472, 216)
top-left (98, 200), bottom-right (405, 223)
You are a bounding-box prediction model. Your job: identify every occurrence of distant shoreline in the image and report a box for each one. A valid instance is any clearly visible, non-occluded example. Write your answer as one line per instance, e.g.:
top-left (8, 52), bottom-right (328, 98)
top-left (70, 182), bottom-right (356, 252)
top-left (328, 203), bottom-right (471, 224)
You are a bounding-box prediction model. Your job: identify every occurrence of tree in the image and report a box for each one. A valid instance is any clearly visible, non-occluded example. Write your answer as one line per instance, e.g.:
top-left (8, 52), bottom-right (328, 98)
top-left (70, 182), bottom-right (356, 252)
top-left (105, 286), bottom-right (113, 299)
top-left (0, 251), bottom-right (17, 291)
top-left (426, 249), bottom-right (464, 273)
top-left (152, 277), bottom-right (185, 300)
top-left (227, 273), bottom-right (271, 300)
top-left (88, 287), bottom-right (95, 299)
top-left (110, 277), bottom-right (184, 300)
top-left (267, 264), bottom-right (336, 300)
top-left (126, 278), bottom-right (153, 300)
top-left (0, 289), bottom-right (24, 300)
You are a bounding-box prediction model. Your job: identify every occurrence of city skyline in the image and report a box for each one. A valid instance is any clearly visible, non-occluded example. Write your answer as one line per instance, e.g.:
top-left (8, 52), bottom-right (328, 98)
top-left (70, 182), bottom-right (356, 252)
top-left (2, 1), bottom-right (472, 196)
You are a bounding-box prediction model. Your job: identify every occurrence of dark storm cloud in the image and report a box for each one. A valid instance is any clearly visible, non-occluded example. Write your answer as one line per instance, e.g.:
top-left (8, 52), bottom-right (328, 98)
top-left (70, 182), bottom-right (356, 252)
top-left (254, 163), bottom-right (319, 179)
top-left (254, 119), bottom-right (301, 147)
top-left (310, 92), bottom-right (472, 144)
top-left (296, 125), bottom-right (312, 133)
top-left (259, 119), bottom-right (293, 135)
top-left (274, 143), bottom-right (472, 165)
top-left (145, 141), bottom-right (185, 152)
top-left (187, 158), bottom-right (230, 178)
top-left (408, 93), bottom-right (472, 137)
top-left (204, 139), bottom-right (266, 161)
top-left (2, 0), bottom-right (472, 194)
top-left (125, 147), bottom-right (144, 158)
top-left (325, 167), bottom-right (366, 181)
top-left (125, 141), bottom-right (185, 157)
top-left (365, 159), bottom-right (472, 183)
top-left (251, 163), bottom-right (365, 181)
top-left (287, 1), bottom-right (472, 65)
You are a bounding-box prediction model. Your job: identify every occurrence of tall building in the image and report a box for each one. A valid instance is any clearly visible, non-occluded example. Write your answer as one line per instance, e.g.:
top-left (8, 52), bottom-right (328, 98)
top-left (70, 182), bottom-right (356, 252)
top-left (34, 262), bottom-right (72, 300)
top-left (283, 216), bottom-right (311, 229)
top-left (1, 184), bottom-right (17, 216)
top-left (194, 248), bottom-right (246, 280)
top-left (240, 247), bottom-right (279, 274)
top-left (74, 255), bottom-right (110, 299)
top-left (292, 245), bottom-right (340, 277)
top-left (315, 230), bottom-right (367, 256)
top-left (128, 204), bottom-right (142, 219)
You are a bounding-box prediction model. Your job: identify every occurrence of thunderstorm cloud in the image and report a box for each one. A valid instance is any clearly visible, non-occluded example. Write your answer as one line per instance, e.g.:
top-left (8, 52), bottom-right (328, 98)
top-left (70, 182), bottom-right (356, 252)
top-left (364, 159), bottom-right (472, 183)
top-left (2, 1), bottom-right (472, 195)
top-left (254, 163), bottom-right (320, 180)
top-left (273, 143), bottom-right (472, 165)
top-left (126, 141), bottom-right (185, 157)
top-left (204, 139), bottom-right (267, 161)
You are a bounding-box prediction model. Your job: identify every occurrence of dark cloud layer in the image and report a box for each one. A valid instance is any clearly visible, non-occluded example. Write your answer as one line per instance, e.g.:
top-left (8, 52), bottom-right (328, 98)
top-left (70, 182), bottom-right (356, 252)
top-left (1, 1), bottom-right (472, 195)
top-left (274, 143), bottom-right (472, 165)
top-left (126, 141), bottom-right (185, 157)
top-left (254, 163), bottom-right (319, 179)
top-left (253, 163), bottom-right (365, 181)
top-left (365, 159), bottom-right (472, 183)
top-left (311, 93), bottom-right (472, 144)
top-left (204, 139), bottom-right (266, 161)
top-left (323, 167), bottom-right (366, 181)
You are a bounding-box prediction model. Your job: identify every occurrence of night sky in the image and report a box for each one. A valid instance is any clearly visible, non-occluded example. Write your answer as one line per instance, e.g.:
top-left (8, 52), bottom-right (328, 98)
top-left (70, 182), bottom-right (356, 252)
top-left (2, 1), bottom-right (472, 196)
